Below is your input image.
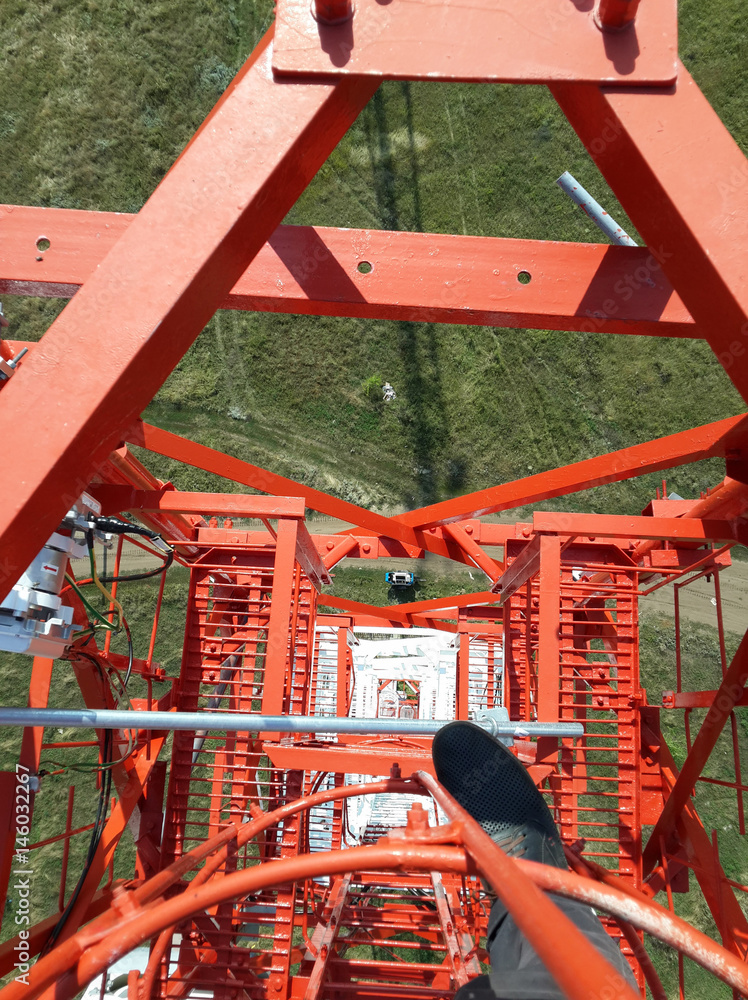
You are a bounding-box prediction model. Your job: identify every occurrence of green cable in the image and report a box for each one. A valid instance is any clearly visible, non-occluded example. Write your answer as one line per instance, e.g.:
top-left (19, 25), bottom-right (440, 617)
top-left (64, 574), bottom-right (117, 630)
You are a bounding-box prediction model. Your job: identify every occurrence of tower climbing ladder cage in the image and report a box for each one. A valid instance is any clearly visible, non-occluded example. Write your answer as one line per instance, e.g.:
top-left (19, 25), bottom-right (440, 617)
top-left (0, 0), bottom-right (748, 997)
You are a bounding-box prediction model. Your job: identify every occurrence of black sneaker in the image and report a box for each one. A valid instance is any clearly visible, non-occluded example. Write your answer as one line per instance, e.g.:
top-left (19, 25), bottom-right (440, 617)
top-left (432, 720), bottom-right (568, 869)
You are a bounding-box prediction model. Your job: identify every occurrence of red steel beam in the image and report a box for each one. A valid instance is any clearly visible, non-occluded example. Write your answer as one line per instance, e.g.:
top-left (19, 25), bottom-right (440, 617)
top-left (304, 874), bottom-right (351, 998)
top-left (0, 205), bottom-right (696, 338)
top-left (93, 486), bottom-right (332, 583)
top-left (533, 511), bottom-right (748, 544)
top-left (295, 520), bottom-right (333, 588)
top-left (397, 413), bottom-right (748, 528)
top-left (319, 594), bottom-right (457, 632)
top-left (642, 629), bottom-right (748, 875)
top-left (272, 0), bottom-right (677, 86)
top-left (663, 688), bottom-right (748, 709)
top-left (132, 420), bottom-right (422, 549)
top-left (263, 740), bottom-right (434, 778)
top-left (552, 64), bottom-right (748, 405)
top-left (93, 488), bottom-right (307, 520)
top-left (0, 29), bottom-right (380, 602)
top-left (494, 535), bottom-right (541, 602)
top-left (99, 445), bottom-right (204, 558)
top-left (443, 523), bottom-right (502, 582)
top-left (381, 590), bottom-right (497, 616)
top-left (262, 518), bottom-right (299, 733)
top-left (643, 714), bottom-right (748, 958)
top-left (131, 421), bottom-right (479, 567)
top-left (537, 535), bottom-right (562, 722)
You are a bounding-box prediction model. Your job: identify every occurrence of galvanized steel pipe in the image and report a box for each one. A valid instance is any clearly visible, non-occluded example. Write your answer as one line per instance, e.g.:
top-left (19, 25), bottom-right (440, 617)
top-left (556, 171), bottom-right (638, 247)
top-left (0, 707), bottom-right (583, 739)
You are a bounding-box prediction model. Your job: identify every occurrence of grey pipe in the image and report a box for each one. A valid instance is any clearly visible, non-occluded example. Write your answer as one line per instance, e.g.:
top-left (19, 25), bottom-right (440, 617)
top-left (556, 171), bottom-right (638, 247)
top-left (0, 707), bottom-right (583, 739)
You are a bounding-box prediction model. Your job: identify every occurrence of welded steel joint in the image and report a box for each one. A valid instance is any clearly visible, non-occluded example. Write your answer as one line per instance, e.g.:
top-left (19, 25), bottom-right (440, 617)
top-left (313, 0), bottom-right (354, 25)
top-left (595, 0), bottom-right (641, 31)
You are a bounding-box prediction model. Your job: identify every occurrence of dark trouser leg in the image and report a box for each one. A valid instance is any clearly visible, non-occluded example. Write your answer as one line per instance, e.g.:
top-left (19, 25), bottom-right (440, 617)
top-left (454, 895), bottom-right (639, 1000)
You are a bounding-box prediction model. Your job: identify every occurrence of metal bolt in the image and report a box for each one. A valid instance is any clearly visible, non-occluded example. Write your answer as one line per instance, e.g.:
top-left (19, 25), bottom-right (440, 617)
top-left (406, 802), bottom-right (429, 833)
top-left (594, 0), bottom-right (641, 31)
top-left (313, 0), bottom-right (354, 25)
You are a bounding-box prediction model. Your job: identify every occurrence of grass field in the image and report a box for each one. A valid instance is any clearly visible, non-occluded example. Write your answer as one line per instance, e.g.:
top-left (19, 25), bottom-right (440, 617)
top-left (1, 0), bottom-right (746, 513)
top-left (1, 564), bottom-right (746, 996)
top-left (1, 0), bottom-right (747, 992)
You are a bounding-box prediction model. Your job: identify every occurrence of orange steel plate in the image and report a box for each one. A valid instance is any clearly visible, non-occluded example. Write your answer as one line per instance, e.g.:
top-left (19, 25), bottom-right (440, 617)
top-left (272, 0), bottom-right (678, 85)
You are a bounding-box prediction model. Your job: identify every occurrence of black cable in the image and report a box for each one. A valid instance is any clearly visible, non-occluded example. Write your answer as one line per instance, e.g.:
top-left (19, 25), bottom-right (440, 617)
top-left (99, 546), bottom-right (174, 584)
top-left (88, 516), bottom-right (174, 583)
top-left (41, 660), bottom-right (114, 955)
top-left (44, 729), bottom-right (112, 952)
top-left (122, 616), bottom-right (134, 687)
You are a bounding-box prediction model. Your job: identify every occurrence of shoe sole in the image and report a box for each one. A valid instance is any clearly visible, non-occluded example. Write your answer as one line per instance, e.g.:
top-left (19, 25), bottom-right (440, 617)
top-left (432, 720), bottom-right (565, 855)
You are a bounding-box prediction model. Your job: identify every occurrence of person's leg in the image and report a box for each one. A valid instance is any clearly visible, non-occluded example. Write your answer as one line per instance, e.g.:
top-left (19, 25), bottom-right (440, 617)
top-left (433, 722), bottom-right (638, 1000)
top-left (482, 894), bottom-right (637, 1000)
top-left (453, 975), bottom-right (496, 999)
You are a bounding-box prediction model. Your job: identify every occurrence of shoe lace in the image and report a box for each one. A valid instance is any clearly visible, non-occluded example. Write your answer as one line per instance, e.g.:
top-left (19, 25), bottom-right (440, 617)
top-left (495, 829), bottom-right (527, 858)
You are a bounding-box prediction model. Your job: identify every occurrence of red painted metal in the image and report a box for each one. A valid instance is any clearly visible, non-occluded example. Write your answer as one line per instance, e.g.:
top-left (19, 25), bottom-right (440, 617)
top-left (0, 31), bottom-right (379, 602)
top-left (0, 207), bottom-right (697, 338)
top-left (642, 631), bottom-right (748, 875)
top-left (595, 0), bottom-right (642, 31)
top-left (314, 0), bottom-right (353, 26)
top-left (397, 414), bottom-right (748, 528)
top-left (1, 5), bottom-right (748, 1000)
top-left (8, 777), bottom-right (748, 1000)
top-left (272, 0), bottom-right (677, 84)
top-left (552, 64), bottom-right (748, 405)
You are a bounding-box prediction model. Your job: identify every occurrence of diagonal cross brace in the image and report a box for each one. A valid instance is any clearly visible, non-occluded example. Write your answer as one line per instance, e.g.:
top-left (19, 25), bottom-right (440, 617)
top-left (642, 629), bottom-right (748, 875)
top-left (0, 30), bottom-right (379, 602)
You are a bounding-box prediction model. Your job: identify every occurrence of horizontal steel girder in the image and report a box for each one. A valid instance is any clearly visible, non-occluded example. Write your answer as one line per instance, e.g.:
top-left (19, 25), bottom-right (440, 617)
top-left (0, 206), bottom-right (694, 337)
top-left (272, 0), bottom-right (677, 85)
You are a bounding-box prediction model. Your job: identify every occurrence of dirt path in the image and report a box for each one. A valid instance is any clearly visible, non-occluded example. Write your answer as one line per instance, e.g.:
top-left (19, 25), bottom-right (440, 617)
top-left (641, 557), bottom-right (748, 633)
top-left (73, 523), bottom-right (748, 634)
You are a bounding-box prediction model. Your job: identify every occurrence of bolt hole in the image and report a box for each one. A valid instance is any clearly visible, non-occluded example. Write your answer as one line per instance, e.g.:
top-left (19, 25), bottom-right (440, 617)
top-left (357, 261), bottom-right (372, 275)
top-left (517, 270), bottom-right (531, 284)
top-left (36, 236), bottom-right (51, 253)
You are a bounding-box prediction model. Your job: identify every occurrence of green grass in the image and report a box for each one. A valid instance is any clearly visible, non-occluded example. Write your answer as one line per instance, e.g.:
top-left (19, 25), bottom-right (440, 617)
top-left (0, 569), bottom-right (186, 954)
top-left (0, 562), bottom-right (746, 998)
top-left (1, 0), bottom-right (746, 512)
top-left (1, 0), bottom-right (747, 991)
